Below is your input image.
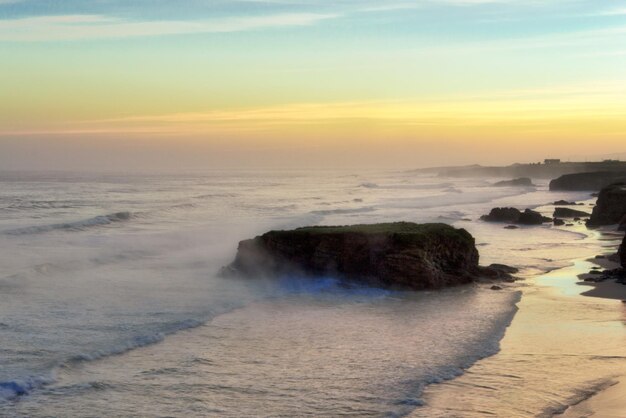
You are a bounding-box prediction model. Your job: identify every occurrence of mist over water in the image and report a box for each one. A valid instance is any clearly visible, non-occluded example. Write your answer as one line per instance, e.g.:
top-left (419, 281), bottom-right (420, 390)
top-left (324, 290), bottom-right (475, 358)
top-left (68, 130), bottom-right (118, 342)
top-left (0, 170), bottom-right (615, 416)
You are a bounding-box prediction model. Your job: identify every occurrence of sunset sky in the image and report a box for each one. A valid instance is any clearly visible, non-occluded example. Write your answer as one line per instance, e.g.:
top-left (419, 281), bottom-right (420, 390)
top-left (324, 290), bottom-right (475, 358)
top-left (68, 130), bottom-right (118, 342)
top-left (1, 0), bottom-right (626, 170)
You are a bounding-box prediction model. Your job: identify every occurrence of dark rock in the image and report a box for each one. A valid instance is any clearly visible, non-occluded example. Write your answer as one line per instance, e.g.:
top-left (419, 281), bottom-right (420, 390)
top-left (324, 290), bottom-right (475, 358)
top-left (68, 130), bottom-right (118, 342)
top-left (553, 207), bottom-right (591, 218)
top-left (619, 235), bottom-right (626, 269)
top-left (504, 225), bottom-right (519, 229)
top-left (481, 207), bottom-right (521, 223)
top-left (476, 263), bottom-right (517, 282)
top-left (587, 183), bottom-right (626, 227)
top-left (553, 200), bottom-right (577, 205)
top-left (517, 209), bottom-right (552, 225)
top-left (618, 214), bottom-right (626, 231)
top-left (549, 172), bottom-right (626, 191)
top-left (595, 255), bottom-right (606, 259)
top-left (222, 222), bottom-right (500, 290)
top-left (481, 207), bottom-right (550, 225)
top-left (488, 263), bottom-right (519, 274)
top-left (490, 285), bottom-right (503, 290)
top-left (566, 223), bottom-right (574, 227)
top-left (574, 217), bottom-right (581, 222)
top-left (493, 177), bottom-right (534, 187)
top-left (553, 218), bottom-right (565, 226)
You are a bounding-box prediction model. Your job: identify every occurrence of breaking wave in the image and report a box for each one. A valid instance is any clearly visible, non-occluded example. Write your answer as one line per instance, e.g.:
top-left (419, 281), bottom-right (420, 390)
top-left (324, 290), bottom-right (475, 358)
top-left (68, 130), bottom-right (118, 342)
top-left (4, 212), bottom-right (133, 235)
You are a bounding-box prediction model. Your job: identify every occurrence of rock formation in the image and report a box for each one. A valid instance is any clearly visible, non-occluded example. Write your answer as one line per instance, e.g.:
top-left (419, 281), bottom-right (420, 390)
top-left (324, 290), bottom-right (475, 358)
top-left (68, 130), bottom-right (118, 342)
top-left (549, 172), bottom-right (626, 191)
top-left (493, 177), bottom-right (534, 187)
top-left (587, 183), bottom-right (626, 227)
top-left (481, 207), bottom-right (551, 225)
top-left (480, 207), bottom-right (521, 223)
top-left (518, 209), bottom-right (552, 225)
top-left (222, 222), bottom-right (513, 290)
top-left (553, 207), bottom-right (590, 218)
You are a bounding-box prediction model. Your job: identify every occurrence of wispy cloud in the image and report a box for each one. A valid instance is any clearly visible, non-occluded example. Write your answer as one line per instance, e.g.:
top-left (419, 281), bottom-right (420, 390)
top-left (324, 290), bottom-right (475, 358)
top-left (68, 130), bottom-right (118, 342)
top-left (601, 7), bottom-right (626, 16)
top-left (0, 12), bottom-right (338, 41)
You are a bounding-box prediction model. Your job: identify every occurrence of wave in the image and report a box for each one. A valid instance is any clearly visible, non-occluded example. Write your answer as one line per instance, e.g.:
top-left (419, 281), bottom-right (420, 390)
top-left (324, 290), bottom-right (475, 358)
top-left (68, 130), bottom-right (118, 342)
top-left (310, 207), bottom-right (376, 216)
top-left (275, 276), bottom-right (392, 299)
top-left (0, 317), bottom-right (208, 401)
top-left (396, 290), bottom-right (523, 417)
top-left (66, 318), bottom-right (205, 364)
top-left (1, 200), bottom-right (83, 212)
top-left (193, 193), bottom-right (238, 200)
top-left (358, 182), bottom-right (455, 190)
top-left (4, 212), bottom-right (133, 236)
top-left (0, 375), bottom-right (56, 400)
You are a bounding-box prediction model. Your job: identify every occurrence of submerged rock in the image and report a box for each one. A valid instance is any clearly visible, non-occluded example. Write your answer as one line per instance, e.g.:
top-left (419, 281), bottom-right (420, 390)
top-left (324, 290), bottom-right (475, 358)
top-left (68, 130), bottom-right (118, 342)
top-left (553, 218), bottom-right (565, 226)
top-left (222, 222), bottom-right (512, 290)
top-left (587, 183), bottom-right (626, 227)
top-left (549, 171), bottom-right (626, 191)
top-left (553, 207), bottom-right (590, 218)
top-left (493, 177), bottom-right (534, 187)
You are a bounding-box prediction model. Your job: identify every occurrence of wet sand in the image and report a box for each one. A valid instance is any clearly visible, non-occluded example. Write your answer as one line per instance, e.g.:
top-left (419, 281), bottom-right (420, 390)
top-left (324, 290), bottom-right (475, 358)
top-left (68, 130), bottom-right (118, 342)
top-left (560, 378), bottom-right (626, 418)
top-left (413, 258), bottom-right (626, 417)
top-left (579, 257), bottom-right (626, 301)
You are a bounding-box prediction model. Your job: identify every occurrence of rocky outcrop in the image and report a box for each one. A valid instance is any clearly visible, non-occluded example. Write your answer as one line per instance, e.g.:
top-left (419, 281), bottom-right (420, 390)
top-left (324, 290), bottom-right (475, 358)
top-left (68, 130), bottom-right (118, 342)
top-left (481, 207), bottom-right (551, 225)
top-left (553, 207), bottom-right (590, 218)
top-left (493, 177), bottom-right (534, 187)
top-left (549, 172), bottom-right (626, 191)
top-left (554, 218), bottom-right (565, 226)
top-left (587, 183), bottom-right (626, 227)
top-left (222, 222), bottom-right (512, 290)
top-left (481, 207), bottom-right (521, 223)
top-left (518, 209), bottom-right (552, 225)
top-left (553, 200), bottom-right (577, 206)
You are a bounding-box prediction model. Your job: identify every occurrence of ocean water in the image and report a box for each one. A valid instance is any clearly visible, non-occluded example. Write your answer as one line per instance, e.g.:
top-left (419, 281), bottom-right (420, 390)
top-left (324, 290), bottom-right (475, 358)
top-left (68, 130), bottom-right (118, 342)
top-left (0, 170), bottom-right (622, 417)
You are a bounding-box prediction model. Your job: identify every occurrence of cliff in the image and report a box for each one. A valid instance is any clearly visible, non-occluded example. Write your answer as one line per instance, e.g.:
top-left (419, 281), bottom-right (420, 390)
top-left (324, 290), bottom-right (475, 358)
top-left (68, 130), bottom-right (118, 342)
top-left (587, 183), bottom-right (626, 227)
top-left (549, 172), bottom-right (626, 191)
top-left (410, 161), bottom-right (626, 179)
top-left (222, 222), bottom-right (509, 290)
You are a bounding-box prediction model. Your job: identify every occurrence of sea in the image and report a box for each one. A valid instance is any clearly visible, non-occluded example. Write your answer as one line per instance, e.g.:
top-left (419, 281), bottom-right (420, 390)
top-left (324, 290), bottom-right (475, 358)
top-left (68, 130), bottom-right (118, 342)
top-left (0, 170), bottom-right (624, 417)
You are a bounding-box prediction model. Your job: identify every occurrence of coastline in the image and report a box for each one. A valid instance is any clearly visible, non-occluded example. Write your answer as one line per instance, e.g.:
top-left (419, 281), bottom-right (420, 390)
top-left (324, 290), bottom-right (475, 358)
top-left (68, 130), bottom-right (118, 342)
top-left (414, 256), bottom-right (626, 417)
top-left (413, 204), bottom-right (626, 417)
top-left (578, 255), bottom-right (626, 301)
top-left (564, 229), bottom-right (626, 417)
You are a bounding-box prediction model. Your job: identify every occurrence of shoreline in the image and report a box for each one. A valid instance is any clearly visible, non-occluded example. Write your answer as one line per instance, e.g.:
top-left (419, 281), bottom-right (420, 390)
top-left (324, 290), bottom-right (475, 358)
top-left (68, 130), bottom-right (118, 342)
top-left (578, 256), bottom-right (626, 301)
top-left (415, 206), bottom-right (626, 417)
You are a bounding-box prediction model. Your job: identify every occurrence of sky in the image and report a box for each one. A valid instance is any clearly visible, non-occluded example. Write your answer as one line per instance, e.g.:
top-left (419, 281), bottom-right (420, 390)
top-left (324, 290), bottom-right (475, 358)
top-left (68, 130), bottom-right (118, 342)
top-left (1, 0), bottom-right (626, 170)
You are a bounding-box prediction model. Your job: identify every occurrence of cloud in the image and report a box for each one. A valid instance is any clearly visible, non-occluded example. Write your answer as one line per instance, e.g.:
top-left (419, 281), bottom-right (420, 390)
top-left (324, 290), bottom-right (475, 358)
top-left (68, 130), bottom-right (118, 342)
top-left (0, 12), bottom-right (338, 41)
